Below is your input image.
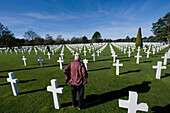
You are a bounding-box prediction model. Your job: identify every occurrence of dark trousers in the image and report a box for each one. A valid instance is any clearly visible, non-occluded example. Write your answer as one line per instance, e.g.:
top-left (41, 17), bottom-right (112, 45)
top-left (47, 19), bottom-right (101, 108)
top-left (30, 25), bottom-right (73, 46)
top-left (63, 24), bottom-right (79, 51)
top-left (71, 84), bottom-right (84, 108)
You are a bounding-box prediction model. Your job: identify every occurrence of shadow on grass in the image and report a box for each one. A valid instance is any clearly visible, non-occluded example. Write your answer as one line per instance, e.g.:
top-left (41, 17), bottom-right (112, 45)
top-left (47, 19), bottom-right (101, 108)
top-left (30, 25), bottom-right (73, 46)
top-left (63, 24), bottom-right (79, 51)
top-left (19, 79), bottom-right (36, 83)
top-left (62, 81), bottom-right (151, 108)
top-left (0, 64), bottom-right (60, 73)
top-left (88, 67), bottom-right (111, 72)
top-left (19, 85), bottom-right (68, 95)
top-left (120, 69), bottom-right (142, 75)
top-left (141, 61), bottom-right (152, 63)
top-left (89, 58), bottom-right (112, 62)
top-left (151, 104), bottom-right (170, 113)
top-left (119, 60), bottom-right (129, 62)
top-left (0, 82), bottom-right (10, 86)
top-left (161, 73), bottom-right (170, 79)
top-left (0, 75), bottom-right (8, 78)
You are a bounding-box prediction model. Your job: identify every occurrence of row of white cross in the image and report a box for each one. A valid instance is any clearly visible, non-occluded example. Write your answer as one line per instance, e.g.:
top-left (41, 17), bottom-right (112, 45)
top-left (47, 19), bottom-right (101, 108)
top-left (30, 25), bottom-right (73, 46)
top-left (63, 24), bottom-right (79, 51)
top-left (7, 72), bottom-right (148, 112)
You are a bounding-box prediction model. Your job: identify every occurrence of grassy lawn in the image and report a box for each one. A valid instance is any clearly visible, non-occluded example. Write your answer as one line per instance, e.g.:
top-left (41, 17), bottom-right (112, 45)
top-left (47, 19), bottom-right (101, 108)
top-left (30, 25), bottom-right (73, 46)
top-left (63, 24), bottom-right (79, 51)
top-left (0, 44), bottom-right (170, 113)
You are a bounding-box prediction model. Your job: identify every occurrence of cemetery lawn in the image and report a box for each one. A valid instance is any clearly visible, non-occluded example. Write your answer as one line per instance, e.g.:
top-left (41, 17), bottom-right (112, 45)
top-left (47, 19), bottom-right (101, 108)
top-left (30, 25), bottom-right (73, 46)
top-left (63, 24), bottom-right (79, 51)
top-left (0, 44), bottom-right (170, 113)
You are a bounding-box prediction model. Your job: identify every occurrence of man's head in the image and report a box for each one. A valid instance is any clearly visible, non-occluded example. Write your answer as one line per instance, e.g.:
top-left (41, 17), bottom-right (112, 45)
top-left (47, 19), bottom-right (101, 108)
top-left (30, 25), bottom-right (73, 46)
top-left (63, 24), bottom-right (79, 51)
top-left (74, 53), bottom-right (81, 60)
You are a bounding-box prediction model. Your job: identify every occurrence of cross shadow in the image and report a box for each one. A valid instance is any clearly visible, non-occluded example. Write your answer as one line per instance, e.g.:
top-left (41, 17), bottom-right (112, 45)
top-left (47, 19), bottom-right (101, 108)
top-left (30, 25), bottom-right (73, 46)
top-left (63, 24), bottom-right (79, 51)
top-left (0, 75), bottom-right (8, 78)
top-left (151, 104), bottom-right (170, 113)
top-left (0, 82), bottom-right (10, 86)
top-left (161, 73), bottom-right (170, 79)
top-left (119, 60), bottom-right (129, 62)
top-left (19, 87), bottom-right (47, 95)
top-left (19, 85), bottom-right (67, 95)
top-left (141, 61), bottom-right (152, 63)
top-left (89, 58), bottom-right (112, 62)
top-left (62, 81), bottom-right (151, 108)
top-left (120, 69), bottom-right (142, 75)
top-left (19, 79), bottom-right (36, 83)
top-left (0, 64), bottom-right (60, 73)
top-left (88, 67), bottom-right (111, 72)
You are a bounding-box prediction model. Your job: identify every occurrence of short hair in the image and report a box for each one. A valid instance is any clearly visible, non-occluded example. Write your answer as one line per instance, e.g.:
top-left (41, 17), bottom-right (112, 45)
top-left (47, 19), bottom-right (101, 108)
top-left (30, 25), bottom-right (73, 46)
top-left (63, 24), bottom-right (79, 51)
top-left (74, 53), bottom-right (81, 60)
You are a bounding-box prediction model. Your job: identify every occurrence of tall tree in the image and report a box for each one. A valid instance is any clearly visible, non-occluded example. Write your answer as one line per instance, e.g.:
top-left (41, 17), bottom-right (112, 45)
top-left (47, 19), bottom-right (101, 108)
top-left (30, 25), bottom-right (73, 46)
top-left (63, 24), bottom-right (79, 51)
top-left (82, 36), bottom-right (88, 43)
top-left (135, 27), bottom-right (143, 47)
top-left (92, 31), bottom-right (101, 42)
top-left (24, 29), bottom-right (38, 41)
top-left (152, 12), bottom-right (170, 44)
top-left (45, 34), bottom-right (54, 44)
top-left (0, 23), bottom-right (15, 47)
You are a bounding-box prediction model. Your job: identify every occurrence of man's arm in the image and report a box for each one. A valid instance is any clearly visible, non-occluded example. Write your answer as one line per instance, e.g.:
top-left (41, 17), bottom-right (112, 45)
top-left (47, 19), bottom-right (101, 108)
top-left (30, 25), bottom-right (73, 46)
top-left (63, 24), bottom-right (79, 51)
top-left (63, 63), bottom-right (71, 76)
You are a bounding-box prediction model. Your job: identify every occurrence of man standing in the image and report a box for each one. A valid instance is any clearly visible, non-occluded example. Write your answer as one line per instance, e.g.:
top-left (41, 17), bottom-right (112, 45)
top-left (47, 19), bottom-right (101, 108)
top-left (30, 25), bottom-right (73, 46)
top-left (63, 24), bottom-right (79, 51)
top-left (63, 53), bottom-right (88, 110)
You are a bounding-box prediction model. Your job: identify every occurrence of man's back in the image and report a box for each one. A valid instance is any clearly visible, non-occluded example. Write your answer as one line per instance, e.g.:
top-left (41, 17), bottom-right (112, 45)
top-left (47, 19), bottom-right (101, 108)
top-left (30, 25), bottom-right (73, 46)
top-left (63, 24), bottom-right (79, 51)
top-left (63, 60), bottom-right (87, 86)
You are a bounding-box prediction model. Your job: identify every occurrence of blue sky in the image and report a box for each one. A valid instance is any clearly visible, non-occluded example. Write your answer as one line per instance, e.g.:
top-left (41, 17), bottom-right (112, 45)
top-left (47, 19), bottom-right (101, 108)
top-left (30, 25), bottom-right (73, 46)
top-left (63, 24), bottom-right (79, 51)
top-left (0, 0), bottom-right (169, 40)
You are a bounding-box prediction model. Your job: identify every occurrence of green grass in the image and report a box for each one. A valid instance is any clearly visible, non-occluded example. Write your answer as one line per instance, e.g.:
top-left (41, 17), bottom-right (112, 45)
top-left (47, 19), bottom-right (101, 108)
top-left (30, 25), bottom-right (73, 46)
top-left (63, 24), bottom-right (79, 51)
top-left (0, 44), bottom-right (170, 113)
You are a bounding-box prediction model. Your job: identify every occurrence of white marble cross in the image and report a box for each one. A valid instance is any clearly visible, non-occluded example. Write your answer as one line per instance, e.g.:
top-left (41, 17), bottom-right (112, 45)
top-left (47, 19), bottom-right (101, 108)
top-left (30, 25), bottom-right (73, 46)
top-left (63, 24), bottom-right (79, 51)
top-left (134, 52), bottom-right (142, 64)
top-left (119, 91), bottom-right (148, 113)
top-left (79, 48), bottom-right (82, 53)
top-left (47, 52), bottom-right (51, 59)
top-left (152, 61), bottom-right (166, 79)
top-left (137, 46), bottom-right (141, 53)
top-left (161, 53), bottom-right (169, 65)
top-left (157, 47), bottom-right (159, 52)
top-left (7, 72), bottom-right (19, 96)
top-left (52, 50), bottom-right (54, 55)
top-left (47, 79), bottom-right (64, 109)
top-left (35, 50), bottom-right (38, 55)
top-left (83, 50), bottom-right (87, 56)
top-left (60, 52), bottom-right (64, 60)
top-left (152, 48), bottom-right (156, 55)
top-left (57, 57), bottom-right (64, 70)
top-left (124, 48), bottom-right (127, 54)
top-left (71, 50), bottom-right (75, 55)
top-left (146, 50), bottom-right (151, 58)
top-left (92, 52), bottom-right (96, 61)
top-left (88, 48), bottom-right (91, 53)
top-left (43, 50), bottom-right (46, 55)
top-left (22, 56), bottom-right (27, 66)
top-left (113, 59), bottom-right (123, 75)
top-left (38, 56), bottom-right (43, 68)
top-left (127, 49), bottom-right (132, 57)
top-left (10, 49), bottom-right (12, 54)
top-left (143, 47), bottom-right (147, 53)
top-left (96, 50), bottom-right (100, 56)
top-left (111, 53), bottom-right (118, 62)
top-left (83, 58), bottom-right (88, 71)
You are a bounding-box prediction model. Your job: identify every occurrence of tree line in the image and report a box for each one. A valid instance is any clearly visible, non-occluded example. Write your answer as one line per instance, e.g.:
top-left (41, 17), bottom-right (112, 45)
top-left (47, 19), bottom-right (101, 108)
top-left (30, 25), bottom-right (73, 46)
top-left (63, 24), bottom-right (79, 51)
top-left (0, 12), bottom-right (169, 47)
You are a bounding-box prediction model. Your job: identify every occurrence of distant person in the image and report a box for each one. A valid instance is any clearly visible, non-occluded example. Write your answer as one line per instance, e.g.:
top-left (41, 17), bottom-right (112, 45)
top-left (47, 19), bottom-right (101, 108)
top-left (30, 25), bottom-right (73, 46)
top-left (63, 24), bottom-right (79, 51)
top-left (63, 53), bottom-right (88, 110)
top-left (47, 45), bottom-right (50, 52)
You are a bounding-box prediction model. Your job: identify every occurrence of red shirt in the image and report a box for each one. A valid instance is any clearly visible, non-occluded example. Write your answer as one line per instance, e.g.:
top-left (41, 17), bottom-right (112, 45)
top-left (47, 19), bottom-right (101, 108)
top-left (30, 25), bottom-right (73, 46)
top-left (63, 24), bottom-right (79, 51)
top-left (63, 60), bottom-right (88, 86)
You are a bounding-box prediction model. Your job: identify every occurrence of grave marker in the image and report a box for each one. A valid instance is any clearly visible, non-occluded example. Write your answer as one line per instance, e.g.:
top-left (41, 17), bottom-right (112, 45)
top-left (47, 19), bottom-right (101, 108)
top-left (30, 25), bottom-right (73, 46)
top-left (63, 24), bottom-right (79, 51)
top-left (47, 79), bottom-right (64, 109)
top-left (113, 59), bottom-right (123, 75)
top-left (119, 91), bottom-right (148, 113)
top-left (152, 61), bottom-right (166, 79)
top-left (7, 72), bottom-right (19, 96)
top-left (22, 56), bottom-right (27, 66)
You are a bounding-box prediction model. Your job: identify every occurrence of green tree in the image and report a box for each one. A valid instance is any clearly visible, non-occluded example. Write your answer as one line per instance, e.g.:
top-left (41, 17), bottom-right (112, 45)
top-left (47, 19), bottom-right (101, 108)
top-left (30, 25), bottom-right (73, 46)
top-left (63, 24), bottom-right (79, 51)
top-left (45, 34), bottom-right (54, 44)
top-left (152, 12), bottom-right (170, 44)
top-left (0, 23), bottom-right (15, 47)
top-left (24, 29), bottom-right (38, 41)
top-left (34, 36), bottom-right (44, 45)
top-left (82, 36), bottom-right (88, 43)
top-left (135, 27), bottom-right (143, 47)
top-left (126, 36), bottom-right (130, 42)
top-left (92, 31), bottom-right (101, 42)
